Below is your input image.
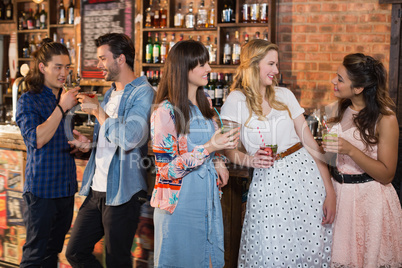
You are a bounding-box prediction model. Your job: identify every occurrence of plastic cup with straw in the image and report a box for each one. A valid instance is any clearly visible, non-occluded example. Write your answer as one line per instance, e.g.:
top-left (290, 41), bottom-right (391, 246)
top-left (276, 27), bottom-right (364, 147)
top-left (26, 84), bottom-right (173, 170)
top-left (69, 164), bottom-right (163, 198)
top-left (257, 126), bottom-right (278, 158)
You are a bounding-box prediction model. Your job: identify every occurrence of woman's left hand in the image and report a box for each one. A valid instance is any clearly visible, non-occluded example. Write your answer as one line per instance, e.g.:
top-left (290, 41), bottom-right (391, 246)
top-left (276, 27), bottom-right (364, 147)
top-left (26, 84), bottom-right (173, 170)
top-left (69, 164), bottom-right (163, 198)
top-left (322, 136), bottom-right (353, 155)
top-left (214, 159), bottom-right (229, 188)
top-left (322, 190), bottom-right (336, 225)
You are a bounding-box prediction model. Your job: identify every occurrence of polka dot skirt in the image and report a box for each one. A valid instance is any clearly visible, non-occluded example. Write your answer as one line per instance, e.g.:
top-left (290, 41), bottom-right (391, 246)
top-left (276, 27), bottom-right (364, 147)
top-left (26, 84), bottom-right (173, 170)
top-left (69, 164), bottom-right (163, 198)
top-left (238, 148), bottom-right (332, 268)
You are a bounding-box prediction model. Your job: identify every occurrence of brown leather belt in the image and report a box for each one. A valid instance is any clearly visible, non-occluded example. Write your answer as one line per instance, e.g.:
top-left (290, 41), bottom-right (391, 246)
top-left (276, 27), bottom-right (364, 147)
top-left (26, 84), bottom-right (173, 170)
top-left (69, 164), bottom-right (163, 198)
top-left (275, 142), bottom-right (303, 160)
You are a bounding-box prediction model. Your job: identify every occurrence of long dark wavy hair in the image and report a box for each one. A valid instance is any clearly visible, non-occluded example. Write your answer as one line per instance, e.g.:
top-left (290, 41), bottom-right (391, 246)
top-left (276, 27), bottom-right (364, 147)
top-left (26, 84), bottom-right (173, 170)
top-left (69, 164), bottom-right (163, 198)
top-left (153, 40), bottom-right (214, 135)
top-left (333, 53), bottom-right (395, 146)
top-left (25, 38), bottom-right (70, 94)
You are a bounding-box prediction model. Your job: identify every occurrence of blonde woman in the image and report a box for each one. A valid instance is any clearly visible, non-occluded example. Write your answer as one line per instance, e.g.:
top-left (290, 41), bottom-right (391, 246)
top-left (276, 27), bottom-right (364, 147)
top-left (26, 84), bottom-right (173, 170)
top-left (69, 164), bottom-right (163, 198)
top-left (221, 39), bottom-right (336, 267)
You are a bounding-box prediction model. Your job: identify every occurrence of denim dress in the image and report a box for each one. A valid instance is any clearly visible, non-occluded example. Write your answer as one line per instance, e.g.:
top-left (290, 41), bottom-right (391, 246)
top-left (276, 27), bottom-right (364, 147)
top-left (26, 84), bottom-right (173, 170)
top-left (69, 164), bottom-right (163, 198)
top-left (153, 106), bottom-right (225, 268)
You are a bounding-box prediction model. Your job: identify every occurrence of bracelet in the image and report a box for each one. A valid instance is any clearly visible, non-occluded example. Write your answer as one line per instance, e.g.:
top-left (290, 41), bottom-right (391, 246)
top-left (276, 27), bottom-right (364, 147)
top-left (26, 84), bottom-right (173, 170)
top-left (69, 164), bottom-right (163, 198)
top-left (57, 104), bottom-right (65, 117)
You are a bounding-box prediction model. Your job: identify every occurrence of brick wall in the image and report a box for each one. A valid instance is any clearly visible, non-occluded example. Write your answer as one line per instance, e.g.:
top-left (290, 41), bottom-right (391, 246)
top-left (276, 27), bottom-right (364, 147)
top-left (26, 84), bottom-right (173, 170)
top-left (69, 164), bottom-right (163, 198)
top-left (276, 0), bottom-right (393, 111)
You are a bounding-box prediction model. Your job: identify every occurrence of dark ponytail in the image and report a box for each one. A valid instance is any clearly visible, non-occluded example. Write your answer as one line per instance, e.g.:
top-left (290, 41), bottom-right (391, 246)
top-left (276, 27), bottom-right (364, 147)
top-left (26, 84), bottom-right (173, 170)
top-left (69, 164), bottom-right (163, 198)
top-left (25, 39), bottom-right (70, 93)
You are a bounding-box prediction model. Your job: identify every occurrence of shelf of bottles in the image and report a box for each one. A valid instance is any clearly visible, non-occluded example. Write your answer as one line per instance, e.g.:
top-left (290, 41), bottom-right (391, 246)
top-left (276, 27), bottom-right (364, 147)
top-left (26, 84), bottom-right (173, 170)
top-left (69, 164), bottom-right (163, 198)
top-left (0, 0), bottom-right (14, 22)
top-left (140, 0), bottom-right (275, 66)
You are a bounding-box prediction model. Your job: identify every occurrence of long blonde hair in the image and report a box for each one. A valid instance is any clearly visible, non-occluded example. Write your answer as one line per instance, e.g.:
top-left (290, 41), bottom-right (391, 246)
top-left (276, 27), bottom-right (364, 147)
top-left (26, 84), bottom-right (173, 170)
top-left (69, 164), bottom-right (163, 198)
top-left (230, 39), bottom-right (290, 126)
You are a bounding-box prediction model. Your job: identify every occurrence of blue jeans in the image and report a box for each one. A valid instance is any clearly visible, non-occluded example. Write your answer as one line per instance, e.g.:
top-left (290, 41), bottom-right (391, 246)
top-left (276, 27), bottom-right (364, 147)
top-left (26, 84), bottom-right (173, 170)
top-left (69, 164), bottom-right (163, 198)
top-left (20, 192), bottom-right (74, 268)
top-left (65, 189), bottom-right (145, 268)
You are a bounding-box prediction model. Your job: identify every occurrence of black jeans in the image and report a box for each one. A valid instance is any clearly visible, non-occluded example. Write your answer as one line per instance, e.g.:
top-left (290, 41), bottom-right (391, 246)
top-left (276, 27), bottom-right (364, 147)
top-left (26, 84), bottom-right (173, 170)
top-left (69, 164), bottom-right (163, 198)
top-left (20, 192), bottom-right (74, 268)
top-left (66, 189), bottom-right (144, 268)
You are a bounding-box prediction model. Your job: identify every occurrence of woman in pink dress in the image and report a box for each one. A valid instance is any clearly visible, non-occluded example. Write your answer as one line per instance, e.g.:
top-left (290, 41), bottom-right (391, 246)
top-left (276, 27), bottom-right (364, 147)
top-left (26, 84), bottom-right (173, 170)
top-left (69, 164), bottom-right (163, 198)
top-left (323, 53), bottom-right (402, 268)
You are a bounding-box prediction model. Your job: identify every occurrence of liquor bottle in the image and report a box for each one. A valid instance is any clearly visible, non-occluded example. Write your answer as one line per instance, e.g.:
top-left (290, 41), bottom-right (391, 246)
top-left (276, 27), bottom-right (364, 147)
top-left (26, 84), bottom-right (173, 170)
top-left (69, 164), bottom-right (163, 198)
top-left (209, 37), bottom-right (217, 64)
top-left (36, 34), bottom-right (42, 50)
top-left (254, 31), bottom-right (260, 39)
top-left (22, 35), bottom-right (30, 58)
top-left (205, 36), bottom-right (212, 59)
top-left (35, 5), bottom-right (41, 29)
top-left (53, 32), bottom-right (57, 42)
top-left (39, 4), bottom-right (47, 29)
top-left (159, 0), bottom-right (167, 28)
top-left (222, 73), bottom-right (231, 103)
top-left (153, 33), bottom-right (160, 63)
top-left (263, 33), bottom-right (268, 41)
top-left (232, 31), bottom-right (241, 65)
top-left (174, 3), bottom-right (184, 28)
top-left (223, 33), bottom-right (231, 65)
top-left (196, 0), bottom-right (207, 28)
top-left (179, 33), bottom-right (184, 42)
top-left (185, 2), bottom-right (195, 29)
top-left (59, 0), bottom-right (66, 25)
top-left (242, 0), bottom-right (250, 23)
top-left (27, 9), bottom-right (35, 30)
top-left (196, 35), bottom-right (201, 42)
top-left (153, 0), bottom-right (160, 28)
top-left (250, 1), bottom-right (259, 23)
top-left (203, 74), bottom-right (209, 96)
top-left (66, 39), bottom-right (76, 65)
top-left (207, 72), bottom-right (216, 104)
top-left (152, 70), bottom-right (159, 90)
top-left (244, 34), bottom-right (249, 45)
top-left (144, 0), bottom-right (154, 28)
top-left (168, 33), bottom-right (175, 52)
top-left (207, 0), bottom-right (215, 28)
top-left (29, 34), bottom-right (36, 55)
top-left (0, 0), bottom-right (4, 20)
top-left (146, 70), bottom-right (152, 83)
top-left (260, 2), bottom-right (268, 23)
top-left (5, 0), bottom-right (12, 20)
top-left (68, 0), bottom-right (74, 25)
top-left (221, 0), bottom-right (234, 23)
top-left (145, 32), bottom-right (153, 63)
top-left (18, 11), bottom-right (25, 30)
top-left (214, 73), bottom-right (223, 107)
top-left (160, 33), bottom-right (167, 64)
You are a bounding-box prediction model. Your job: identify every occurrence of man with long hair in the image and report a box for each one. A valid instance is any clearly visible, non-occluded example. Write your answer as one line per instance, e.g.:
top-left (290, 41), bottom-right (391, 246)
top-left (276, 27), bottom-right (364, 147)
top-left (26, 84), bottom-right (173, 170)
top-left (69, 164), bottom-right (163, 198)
top-left (65, 33), bottom-right (154, 267)
top-left (16, 39), bottom-right (80, 267)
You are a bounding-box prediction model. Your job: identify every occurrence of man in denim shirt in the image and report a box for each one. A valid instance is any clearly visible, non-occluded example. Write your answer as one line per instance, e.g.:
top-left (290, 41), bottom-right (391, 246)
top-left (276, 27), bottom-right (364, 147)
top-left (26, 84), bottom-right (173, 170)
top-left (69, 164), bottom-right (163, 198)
top-left (65, 33), bottom-right (154, 267)
top-left (16, 40), bottom-right (80, 267)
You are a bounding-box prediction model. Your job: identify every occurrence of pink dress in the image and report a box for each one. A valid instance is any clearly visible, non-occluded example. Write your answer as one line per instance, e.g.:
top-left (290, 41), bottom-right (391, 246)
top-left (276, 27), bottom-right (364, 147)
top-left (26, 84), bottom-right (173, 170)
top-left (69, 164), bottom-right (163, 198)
top-left (331, 107), bottom-right (402, 268)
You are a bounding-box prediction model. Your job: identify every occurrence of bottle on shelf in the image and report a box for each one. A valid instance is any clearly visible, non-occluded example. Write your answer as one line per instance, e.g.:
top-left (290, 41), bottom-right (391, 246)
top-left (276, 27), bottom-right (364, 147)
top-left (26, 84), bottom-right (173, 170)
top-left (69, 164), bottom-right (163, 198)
top-left (254, 31), bottom-right (260, 39)
top-left (0, 0), bottom-right (4, 20)
top-left (221, 0), bottom-right (234, 23)
top-left (5, 0), bottom-right (12, 20)
top-left (207, 0), bottom-right (215, 28)
top-left (145, 32), bottom-right (153, 63)
top-left (173, 2), bottom-right (184, 28)
top-left (18, 11), bottom-right (27, 30)
top-left (250, 1), bottom-right (259, 23)
top-left (196, 35), bottom-right (201, 42)
top-left (185, 2), bottom-right (195, 29)
top-left (242, 0), bottom-right (250, 23)
top-left (153, 33), bottom-right (161, 64)
top-left (39, 4), bottom-right (47, 29)
top-left (159, 0), bottom-right (167, 28)
top-left (263, 33), bottom-right (268, 41)
top-left (244, 33), bottom-right (249, 45)
top-left (22, 35), bottom-right (30, 58)
top-left (169, 33), bottom-right (175, 52)
top-left (34, 5), bottom-right (41, 29)
top-left (214, 73), bottom-right (223, 107)
top-left (160, 33), bottom-right (167, 64)
top-left (232, 31), bottom-right (241, 65)
top-left (68, 0), bottom-right (74, 25)
top-left (196, 0), bottom-right (207, 28)
top-left (36, 33), bottom-right (42, 50)
top-left (179, 33), bottom-right (184, 42)
top-left (29, 34), bottom-right (36, 55)
top-left (153, 0), bottom-right (160, 28)
top-left (27, 8), bottom-right (35, 30)
top-left (260, 2), bottom-right (268, 23)
top-left (205, 36), bottom-right (212, 59)
top-left (223, 32), bottom-right (232, 65)
top-left (207, 72), bottom-right (216, 104)
top-left (59, 0), bottom-right (66, 25)
top-left (53, 32), bottom-right (57, 42)
top-left (222, 73), bottom-right (232, 103)
top-left (209, 37), bottom-right (217, 64)
top-left (152, 70), bottom-right (159, 90)
top-left (144, 0), bottom-right (154, 28)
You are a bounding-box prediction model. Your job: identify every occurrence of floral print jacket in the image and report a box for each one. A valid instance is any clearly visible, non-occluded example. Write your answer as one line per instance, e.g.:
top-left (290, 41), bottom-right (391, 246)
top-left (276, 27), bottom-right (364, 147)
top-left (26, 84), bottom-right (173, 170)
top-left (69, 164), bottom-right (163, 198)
top-left (150, 100), bottom-right (221, 213)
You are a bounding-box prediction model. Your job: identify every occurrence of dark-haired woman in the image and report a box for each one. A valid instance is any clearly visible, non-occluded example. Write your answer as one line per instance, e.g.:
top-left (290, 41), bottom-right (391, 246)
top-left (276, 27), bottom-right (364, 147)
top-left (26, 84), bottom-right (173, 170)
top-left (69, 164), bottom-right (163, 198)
top-left (323, 53), bottom-right (402, 268)
top-left (150, 40), bottom-right (239, 267)
top-left (16, 40), bottom-right (79, 267)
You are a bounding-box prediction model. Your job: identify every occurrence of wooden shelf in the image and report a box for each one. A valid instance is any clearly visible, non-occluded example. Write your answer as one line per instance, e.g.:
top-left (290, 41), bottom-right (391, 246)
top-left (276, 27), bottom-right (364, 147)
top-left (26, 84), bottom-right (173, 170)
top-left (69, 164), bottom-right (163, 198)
top-left (17, 29), bottom-right (48, 33)
top-left (143, 27), bottom-right (217, 32)
top-left (218, 23), bottom-right (270, 28)
top-left (0, 20), bottom-right (16, 24)
top-left (49, 24), bottom-right (74, 28)
top-left (18, 58), bottom-right (33, 61)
